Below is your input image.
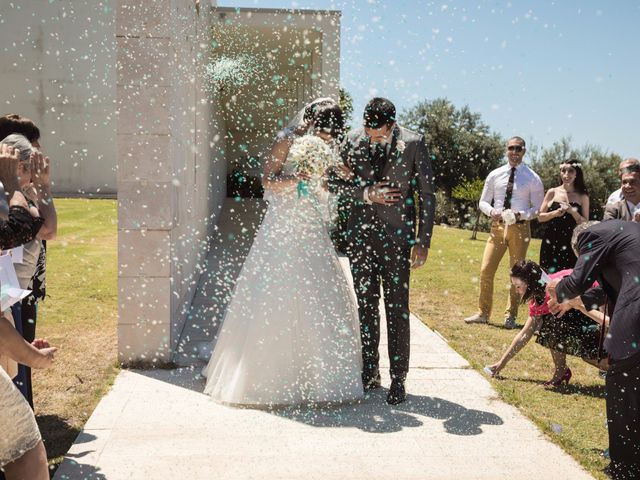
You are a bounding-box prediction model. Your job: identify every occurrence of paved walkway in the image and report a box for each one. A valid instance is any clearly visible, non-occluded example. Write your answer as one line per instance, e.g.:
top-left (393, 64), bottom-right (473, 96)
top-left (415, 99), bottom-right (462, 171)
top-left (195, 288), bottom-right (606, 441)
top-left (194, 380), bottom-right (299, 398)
top-left (54, 200), bottom-right (593, 479)
top-left (54, 315), bottom-right (592, 479)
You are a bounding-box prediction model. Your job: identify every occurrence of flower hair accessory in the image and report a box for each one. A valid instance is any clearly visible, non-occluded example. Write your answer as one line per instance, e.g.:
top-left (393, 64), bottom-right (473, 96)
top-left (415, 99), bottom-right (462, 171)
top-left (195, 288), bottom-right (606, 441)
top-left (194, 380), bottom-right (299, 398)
top-left (562, 160), bottom-right (581, 169)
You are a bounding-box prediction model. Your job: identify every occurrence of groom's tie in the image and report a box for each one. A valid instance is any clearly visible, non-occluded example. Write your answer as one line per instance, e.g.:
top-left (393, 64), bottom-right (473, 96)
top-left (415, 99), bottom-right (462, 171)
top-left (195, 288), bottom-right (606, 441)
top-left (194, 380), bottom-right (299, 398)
top-left (372, 143), bottom-right (387, 181)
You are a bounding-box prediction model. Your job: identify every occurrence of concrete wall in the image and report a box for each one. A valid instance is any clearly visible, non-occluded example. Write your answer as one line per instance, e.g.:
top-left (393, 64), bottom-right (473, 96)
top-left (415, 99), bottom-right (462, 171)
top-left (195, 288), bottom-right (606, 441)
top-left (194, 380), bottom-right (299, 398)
top-left (117, 0), bottom-right (224, 364)
top-left (0, 1), bottom-right (117, 195)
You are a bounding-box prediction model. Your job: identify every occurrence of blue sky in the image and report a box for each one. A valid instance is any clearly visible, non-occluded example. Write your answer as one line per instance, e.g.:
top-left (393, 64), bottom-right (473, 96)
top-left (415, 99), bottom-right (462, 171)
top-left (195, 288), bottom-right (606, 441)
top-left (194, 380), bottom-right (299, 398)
top-left (219, 0), bottom-right (640, 158)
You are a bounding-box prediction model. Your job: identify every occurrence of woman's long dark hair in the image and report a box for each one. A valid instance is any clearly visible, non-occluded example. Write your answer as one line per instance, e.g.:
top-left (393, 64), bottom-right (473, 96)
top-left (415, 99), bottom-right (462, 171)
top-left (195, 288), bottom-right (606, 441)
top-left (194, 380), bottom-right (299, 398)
top-left (560, 159), bottom-right (588, 195)
top-left (510, 260), bottom-right (546, 305)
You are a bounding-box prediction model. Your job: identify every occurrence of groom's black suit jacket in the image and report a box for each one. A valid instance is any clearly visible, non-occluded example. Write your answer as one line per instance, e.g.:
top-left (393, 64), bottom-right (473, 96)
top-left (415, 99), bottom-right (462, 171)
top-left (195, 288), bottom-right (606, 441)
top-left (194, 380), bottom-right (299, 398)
top-left (329, 126), bottom-right (436, 249)
top-left (556, 220), bottom-right (640, 361)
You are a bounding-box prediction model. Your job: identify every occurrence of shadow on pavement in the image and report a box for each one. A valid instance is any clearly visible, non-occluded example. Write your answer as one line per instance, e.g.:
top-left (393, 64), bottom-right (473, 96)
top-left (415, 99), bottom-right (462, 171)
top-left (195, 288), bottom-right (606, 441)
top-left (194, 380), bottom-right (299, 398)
top-left (272, 389), bottom-right (503, 435)
top-left (52, 459), bottom-right (107, 480)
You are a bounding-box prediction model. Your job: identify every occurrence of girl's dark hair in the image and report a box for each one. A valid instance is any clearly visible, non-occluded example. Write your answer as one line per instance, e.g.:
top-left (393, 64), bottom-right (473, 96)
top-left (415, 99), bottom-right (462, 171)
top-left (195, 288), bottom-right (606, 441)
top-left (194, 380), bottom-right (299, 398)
top-left (0, 114), bottom-right (40, 144)
top-left (560, 159), bottom-right (588, 195)
top-left (363, 97), bottom-right (396, 129)
top-left (510, 260), bottom-right (546, 305)
top-left (312, 103), bottom-right (344, 139)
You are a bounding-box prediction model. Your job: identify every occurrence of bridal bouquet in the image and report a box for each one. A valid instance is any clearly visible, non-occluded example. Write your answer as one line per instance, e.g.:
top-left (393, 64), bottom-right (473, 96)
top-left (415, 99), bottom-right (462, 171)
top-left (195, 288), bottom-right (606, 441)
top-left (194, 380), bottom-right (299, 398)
top-left (288, 135), bottom-right (337, 197)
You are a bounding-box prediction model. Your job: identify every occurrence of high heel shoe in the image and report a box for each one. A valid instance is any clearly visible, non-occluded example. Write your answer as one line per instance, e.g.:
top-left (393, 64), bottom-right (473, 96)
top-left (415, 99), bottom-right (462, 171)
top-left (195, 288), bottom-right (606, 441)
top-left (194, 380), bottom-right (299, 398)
top-left (543, 368), bottom-right (572, 387)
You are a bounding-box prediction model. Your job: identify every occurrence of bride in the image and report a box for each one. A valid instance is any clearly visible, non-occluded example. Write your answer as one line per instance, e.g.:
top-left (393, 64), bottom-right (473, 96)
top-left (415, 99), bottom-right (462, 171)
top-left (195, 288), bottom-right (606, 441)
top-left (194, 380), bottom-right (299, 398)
top-left (202, 100), bottom-right (364, 407)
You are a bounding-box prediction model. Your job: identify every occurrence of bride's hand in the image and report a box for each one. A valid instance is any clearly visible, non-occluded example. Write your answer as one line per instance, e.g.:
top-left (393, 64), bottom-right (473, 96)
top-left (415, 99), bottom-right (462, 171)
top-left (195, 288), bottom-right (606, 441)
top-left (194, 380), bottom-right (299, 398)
top-left (335, 164), bottom-right (354, 181)
top-left (296, 171), bottom-right (311, 182)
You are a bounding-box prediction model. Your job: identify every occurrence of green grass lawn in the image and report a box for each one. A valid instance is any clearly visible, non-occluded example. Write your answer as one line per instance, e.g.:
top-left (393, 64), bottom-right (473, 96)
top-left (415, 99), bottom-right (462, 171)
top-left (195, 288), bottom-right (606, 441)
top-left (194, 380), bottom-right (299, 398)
top-left (32, 198), bottom-right (118, 468)
top-left (410, 225), bottom-right (608, 479)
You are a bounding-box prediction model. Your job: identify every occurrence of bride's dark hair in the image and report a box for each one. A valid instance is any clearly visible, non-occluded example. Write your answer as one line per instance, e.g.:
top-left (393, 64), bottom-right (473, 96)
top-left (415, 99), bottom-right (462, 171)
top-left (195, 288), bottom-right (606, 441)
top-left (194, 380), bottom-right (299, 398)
top-left (303, 99), bottom-right (336, 124)
top-left (312, 103), bottom-right (344, 139)
top-left (510, 260), bottom-right (546, 305)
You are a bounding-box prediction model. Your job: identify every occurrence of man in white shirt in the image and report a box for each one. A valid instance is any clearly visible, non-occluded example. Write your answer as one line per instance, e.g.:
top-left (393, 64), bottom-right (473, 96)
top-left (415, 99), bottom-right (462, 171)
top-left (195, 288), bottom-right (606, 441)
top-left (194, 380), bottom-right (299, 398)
top-left (607, 158), bottom-right (639, 205)
top-left (464, 136), bottom-right (544, 328)
top-left (604, 163), bottom-right (640, 222)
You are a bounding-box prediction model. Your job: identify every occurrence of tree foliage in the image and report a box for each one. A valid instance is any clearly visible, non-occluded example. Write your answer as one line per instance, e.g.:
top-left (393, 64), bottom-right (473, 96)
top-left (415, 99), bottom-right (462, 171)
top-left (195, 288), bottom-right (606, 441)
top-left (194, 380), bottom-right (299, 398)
top-left (452, 178), bottom-right (487, 239)
top-left (339, 87), bottom-right (354, 131)
top-left (528, 137), bottom-right (622, 220)
top-left (399, 98), bottom-right (504, 195)
top-left (451, 177), bottom-right (485, 203)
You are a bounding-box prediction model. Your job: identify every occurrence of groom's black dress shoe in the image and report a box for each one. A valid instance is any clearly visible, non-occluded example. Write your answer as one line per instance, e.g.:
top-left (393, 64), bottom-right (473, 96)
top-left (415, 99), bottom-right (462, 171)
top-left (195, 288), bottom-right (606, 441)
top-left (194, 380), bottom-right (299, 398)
top-left (362, 371), bottom-right (381, 391)
top-left (386, 379), bottom-right (406, 405)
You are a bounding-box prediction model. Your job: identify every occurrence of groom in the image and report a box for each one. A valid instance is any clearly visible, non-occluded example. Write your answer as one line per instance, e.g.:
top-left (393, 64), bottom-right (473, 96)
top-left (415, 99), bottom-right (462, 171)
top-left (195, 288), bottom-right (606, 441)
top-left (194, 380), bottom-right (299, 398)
top-left (329, 97), bottom-right (436, 404)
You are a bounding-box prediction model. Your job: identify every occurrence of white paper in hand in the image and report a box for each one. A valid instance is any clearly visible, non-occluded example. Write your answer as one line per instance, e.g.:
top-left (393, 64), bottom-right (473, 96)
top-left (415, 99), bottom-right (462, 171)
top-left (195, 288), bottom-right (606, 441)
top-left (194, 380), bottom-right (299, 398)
top-left (0, 253), bottom-right (31, 311)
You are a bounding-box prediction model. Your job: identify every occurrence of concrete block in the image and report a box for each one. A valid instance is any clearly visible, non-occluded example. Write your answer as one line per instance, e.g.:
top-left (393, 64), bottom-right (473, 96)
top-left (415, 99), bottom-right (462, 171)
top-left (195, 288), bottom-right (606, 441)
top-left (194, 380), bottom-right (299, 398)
top-left (119, 229), bottom-right (171, 277)
top-left (117, 85), bottom-right (170, 135)
top-left (116, 0), bottom-right (172, 38)
top-left (118, 181), bottom-right (175, 230)
top-left (118, 276), bottom-right (171, 326)
top-left (117, 134), bottom-right (172, 182)
top-left (117, 37), bottom-right (173, 87)
top-left (118, 322), bottom-right (171, 364)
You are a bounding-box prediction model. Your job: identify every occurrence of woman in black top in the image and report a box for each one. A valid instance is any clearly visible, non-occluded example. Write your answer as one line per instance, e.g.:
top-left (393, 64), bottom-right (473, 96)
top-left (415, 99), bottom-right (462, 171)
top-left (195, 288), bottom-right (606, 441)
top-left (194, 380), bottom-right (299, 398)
top-left (537, 160), bottom-right (589, 273)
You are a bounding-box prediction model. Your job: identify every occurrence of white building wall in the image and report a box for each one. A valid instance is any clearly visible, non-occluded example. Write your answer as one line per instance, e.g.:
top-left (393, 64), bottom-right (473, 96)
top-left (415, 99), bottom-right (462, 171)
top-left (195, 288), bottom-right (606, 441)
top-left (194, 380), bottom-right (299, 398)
top-left (0, 1), bottom-right (117, 195)
top-left (117, 0), bottom-right (224, 364)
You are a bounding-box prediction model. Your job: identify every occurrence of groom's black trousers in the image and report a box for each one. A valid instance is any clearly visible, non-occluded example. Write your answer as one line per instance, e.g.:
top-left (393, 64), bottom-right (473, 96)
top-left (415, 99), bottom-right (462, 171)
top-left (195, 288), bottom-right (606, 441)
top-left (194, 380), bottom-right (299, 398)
top-left (348, 219), bottom-right (411, 382)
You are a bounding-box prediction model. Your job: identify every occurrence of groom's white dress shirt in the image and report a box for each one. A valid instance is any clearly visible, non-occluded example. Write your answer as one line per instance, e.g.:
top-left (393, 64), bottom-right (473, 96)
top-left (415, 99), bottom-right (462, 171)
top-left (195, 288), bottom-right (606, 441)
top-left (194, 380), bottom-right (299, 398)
top-left (479, 163), bottom-right (544, 221)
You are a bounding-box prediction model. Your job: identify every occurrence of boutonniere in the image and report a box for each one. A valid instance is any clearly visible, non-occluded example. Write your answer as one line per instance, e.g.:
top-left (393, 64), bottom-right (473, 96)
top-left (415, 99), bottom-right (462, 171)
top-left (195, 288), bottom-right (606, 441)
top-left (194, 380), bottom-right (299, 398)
top-left (396, 140), bottom-right (406, 154)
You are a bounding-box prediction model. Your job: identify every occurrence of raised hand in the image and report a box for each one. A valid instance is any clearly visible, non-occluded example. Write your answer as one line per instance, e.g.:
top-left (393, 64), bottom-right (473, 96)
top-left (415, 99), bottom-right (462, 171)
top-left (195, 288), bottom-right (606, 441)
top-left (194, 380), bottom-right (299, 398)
top-left (0, 143), bottom-right (21, 193)
top-left (30, 150), bottom-right (51, 187)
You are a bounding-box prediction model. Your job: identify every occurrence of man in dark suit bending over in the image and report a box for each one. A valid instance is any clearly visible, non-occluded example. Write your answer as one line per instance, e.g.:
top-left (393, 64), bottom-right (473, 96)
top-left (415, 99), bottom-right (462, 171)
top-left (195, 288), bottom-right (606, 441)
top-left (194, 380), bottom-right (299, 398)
top-left (547, 220), bottom-right (640, 479)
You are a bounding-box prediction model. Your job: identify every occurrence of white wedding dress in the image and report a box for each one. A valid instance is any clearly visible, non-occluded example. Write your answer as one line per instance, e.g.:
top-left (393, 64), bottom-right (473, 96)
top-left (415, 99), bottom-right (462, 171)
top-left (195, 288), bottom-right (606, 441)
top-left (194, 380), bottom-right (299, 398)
top-left (202, 148), bottom-right (364, 407)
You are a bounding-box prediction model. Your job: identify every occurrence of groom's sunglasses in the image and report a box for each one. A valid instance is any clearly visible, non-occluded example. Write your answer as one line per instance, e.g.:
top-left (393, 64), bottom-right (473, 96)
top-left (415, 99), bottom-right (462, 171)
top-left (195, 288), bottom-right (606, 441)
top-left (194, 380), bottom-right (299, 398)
top-left (507, 146), bottom-right (524, 152)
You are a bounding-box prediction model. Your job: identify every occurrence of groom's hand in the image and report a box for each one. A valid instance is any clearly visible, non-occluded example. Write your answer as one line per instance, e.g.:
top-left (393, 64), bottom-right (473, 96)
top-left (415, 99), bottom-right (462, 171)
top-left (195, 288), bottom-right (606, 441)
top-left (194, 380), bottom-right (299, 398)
top-left (368, 182), bottom-right (401, 205)
top-left (411, 245), bottom-right (429, 269)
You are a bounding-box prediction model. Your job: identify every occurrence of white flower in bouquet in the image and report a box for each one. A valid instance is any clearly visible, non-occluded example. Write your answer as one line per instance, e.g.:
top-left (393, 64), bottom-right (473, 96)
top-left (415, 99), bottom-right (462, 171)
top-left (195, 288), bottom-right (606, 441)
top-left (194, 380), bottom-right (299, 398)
top-left (501, 209), bottom-right (517, 226)
top-left (288, 135), bottom-right (337, 179)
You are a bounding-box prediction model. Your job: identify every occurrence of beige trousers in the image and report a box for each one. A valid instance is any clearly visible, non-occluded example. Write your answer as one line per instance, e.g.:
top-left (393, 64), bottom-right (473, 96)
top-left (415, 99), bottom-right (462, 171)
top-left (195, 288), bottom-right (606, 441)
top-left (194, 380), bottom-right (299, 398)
top-left (478, 222), bottom-right (531, 318)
